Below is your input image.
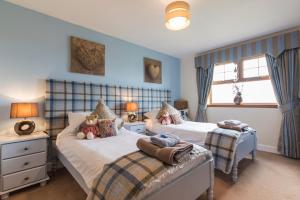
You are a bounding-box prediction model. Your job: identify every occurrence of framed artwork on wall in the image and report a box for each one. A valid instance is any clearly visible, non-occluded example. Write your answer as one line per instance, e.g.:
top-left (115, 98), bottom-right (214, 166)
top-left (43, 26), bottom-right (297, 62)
top-left (144, 57), bottom-right (162, 84)
top-left (70, 36), bottom-right (105, 76)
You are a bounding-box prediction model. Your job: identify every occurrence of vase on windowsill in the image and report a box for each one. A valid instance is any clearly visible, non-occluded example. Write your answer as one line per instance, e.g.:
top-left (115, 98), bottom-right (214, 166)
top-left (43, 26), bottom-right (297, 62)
top-left (234, 92), bottom-right (243, 105)
top-left (232, 83), bottom-right (243, 105)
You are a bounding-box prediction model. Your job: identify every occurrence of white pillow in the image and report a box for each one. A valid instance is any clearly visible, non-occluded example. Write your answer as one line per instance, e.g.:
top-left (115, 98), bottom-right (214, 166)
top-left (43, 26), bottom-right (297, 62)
top-left (58, 112), bottom-right (92, 137)
top-left (68, 112), bottom-right (91, 126)
top-left (144, 109), bottom-right (160, 120)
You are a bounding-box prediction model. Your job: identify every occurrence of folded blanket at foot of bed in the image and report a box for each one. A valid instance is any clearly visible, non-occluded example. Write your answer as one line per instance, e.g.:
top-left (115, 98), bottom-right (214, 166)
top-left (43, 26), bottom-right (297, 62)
top-left (150, 133), bottom-right (180, 147)
top-left (137, 138), bottom-right (193, 165)
top-left (87, 146), bottom-right (211, 200)
top-left (204, 127), bottom-right (256, 174)
top-left (223, 119), bottom-right (241, 126)
top-left (217, 121), bottom-right (248, 132)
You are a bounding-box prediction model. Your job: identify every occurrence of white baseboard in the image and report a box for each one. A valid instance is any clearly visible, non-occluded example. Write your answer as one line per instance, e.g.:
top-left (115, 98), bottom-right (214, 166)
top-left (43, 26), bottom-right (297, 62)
top-left (257, 144), bottom-right (279, 154)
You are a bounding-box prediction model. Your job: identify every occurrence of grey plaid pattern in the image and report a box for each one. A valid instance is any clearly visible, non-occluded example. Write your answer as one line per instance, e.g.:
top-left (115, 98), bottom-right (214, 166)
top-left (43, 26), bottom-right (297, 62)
top-left (205, 128), bottom-right (241, 174)
top-left (44, 79), bottom-right (171, 137)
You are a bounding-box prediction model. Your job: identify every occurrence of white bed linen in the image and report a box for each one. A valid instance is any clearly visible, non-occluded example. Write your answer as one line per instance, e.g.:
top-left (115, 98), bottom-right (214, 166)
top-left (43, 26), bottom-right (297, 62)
top-left (56, 127), bottom-right (145, 188)
top-left (56, 125), bottom-right (211, 195)
top-left (146, 120), bottom-right (218, 145)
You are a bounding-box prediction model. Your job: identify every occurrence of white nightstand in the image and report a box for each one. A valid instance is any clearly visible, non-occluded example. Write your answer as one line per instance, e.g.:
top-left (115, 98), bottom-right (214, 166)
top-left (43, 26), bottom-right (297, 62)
top-left (0, 131), bottom-right (50, 199)
top-left (123, 121), bottom-right (146, 135)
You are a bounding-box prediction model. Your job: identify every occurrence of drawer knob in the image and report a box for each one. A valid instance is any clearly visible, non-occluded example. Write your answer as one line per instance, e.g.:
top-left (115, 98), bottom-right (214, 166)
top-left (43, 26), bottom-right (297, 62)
top-left (24, 162), bottom-right (29, 166)
top-left (24, 177), bottom-right (30, 181)
top-left (24, 147), bottom-right (29, 151)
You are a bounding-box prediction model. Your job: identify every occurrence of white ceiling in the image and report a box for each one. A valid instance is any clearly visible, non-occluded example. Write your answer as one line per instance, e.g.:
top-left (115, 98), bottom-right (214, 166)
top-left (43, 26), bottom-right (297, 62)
top-left (7, 0), bottom-right (300, 58)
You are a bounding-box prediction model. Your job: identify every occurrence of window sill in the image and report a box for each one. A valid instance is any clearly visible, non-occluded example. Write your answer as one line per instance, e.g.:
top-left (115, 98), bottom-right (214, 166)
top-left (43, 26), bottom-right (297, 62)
top-left (207, 103), bottom-right (278, 108)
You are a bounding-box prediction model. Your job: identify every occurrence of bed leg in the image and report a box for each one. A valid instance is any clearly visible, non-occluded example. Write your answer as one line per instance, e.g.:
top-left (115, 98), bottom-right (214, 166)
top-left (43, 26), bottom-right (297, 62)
top-left (232, 159), bottom-right (238, 183)
top-left (251, 150), bottom-right (256, 161)
top-left (1, 193), bottom-right (9, 200)
top-left (207, 158), bottom-right (214, 200)
top-left (207, 187), bottom-right (213, 200)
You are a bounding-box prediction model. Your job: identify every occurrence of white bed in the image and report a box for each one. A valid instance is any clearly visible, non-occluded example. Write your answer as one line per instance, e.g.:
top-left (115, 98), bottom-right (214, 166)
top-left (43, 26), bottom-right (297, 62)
top-left (55, 126), bottom-right (215, 200)
top-left (145, 119), bottom-right (257, 182)
top-left (146, 120), bottom-right (217, 145)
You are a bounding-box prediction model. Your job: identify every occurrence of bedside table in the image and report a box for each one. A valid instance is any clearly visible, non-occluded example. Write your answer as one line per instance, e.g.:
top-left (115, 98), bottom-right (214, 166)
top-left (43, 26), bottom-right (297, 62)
top-left (0, 132), bottom-right (50, 199)
top-left (123, 121), bottom-right (146, 135)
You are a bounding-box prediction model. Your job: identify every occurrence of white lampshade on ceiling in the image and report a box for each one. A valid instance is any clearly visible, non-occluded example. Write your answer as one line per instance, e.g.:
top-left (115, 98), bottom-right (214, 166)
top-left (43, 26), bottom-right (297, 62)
top-left (165, 1), bottom-right (191, 31)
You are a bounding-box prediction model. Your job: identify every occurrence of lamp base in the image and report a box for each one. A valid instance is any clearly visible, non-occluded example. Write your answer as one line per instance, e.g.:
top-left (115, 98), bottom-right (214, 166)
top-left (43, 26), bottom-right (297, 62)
top-left (14, 120), bottom-right (35, 135)
top-left (128, 113), bottom-right (137, 123)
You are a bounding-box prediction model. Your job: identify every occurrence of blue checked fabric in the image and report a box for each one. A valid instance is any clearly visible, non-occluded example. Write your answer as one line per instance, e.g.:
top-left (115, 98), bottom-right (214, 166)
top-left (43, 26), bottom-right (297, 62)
top-left (44, 79), bottom-right (171, 137)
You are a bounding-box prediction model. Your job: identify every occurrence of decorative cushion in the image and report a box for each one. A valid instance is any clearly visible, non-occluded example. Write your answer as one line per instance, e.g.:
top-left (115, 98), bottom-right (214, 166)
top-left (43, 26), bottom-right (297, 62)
top-left (170, 114), bottom-right (184, 125)
top-left (156, 102), bottom-right (181, 119)
top-left (92, 99), bottom-right (117, 119)
top-left (92, 99), bottom-right (124, 129)
top-left (115, 117), bottom-right (125, 129)
top-left (144, 109), bottom-right (160, 120)
top-left (98, 119), bottom-right (118, 138)
top-left (179, 109), bottom-right (189, 121)
top-left (68, 112), bottom-right (92, 126)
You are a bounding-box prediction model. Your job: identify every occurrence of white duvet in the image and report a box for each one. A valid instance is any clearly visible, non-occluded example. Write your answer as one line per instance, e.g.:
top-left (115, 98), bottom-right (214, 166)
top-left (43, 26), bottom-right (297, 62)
top-left (56, 125), bottom-right (211, 194)
top-left (146, 120), bottom-right (218, 145)
top-left (56, 127), bottom-right (146, 188)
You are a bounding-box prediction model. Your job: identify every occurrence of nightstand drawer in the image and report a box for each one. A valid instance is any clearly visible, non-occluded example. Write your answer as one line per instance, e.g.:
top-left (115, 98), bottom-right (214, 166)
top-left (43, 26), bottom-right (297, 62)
top-left (2, 152), bottom-right (46, 175)
top-left (2, 166), bottom-right (46, 191)
top-left (2, 139), bottom-right (47, 159)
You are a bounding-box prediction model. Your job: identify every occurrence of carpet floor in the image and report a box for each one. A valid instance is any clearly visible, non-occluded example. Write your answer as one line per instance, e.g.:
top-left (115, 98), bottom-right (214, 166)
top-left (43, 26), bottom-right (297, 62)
top-left (9, 151), bottom-right (300, 200)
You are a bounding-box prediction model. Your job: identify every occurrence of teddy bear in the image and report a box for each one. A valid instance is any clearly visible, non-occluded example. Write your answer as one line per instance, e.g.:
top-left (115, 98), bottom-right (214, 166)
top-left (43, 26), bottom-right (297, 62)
top-left (85, 114), bottom-right (98, 125)
top-left (158, 110), bottom-right (172, 125)
top-left (77, 114), bottom-right (99, 139)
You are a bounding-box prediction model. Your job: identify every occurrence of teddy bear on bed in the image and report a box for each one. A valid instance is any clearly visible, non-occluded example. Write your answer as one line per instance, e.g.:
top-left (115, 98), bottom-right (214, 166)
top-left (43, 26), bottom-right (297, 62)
top-left (77, 114), bottom-right (99, 140)
top-left (158, 110), bottom-right (172, 125)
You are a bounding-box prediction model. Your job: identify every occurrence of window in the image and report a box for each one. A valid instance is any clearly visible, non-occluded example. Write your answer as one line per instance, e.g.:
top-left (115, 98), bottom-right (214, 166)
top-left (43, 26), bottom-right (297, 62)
top-left (209, 56), bottom-right (277, 107)
top-left (213, 63), bottom-right (237, 82)
top-left (243, 56), bottom-right (269, 79)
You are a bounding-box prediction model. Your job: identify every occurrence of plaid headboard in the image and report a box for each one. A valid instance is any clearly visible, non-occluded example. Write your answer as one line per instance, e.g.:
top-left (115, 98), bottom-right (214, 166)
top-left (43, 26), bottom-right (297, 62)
top-left (44, 79), bottom-right (171, 137)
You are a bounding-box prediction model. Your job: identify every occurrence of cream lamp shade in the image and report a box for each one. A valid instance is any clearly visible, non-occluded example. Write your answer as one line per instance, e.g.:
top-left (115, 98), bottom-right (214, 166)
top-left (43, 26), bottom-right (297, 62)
top-left (165, 1), bottom-right (191, 31)
top-left (125, 102), bottom-right (139, 112)
top-left (10, 103), bottom-right (39, 119)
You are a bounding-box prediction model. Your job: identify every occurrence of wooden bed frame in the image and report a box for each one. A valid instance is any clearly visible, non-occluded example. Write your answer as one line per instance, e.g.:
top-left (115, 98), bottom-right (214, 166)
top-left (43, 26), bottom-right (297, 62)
top-left (232, 133), bottom-right (257, 182)
top-left (56, 147), bottom-right (215, 200)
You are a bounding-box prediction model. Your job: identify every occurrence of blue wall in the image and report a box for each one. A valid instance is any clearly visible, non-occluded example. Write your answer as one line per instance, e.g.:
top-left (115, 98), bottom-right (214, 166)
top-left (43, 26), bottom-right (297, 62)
top-left (0, 1), bottom-right (180, 133)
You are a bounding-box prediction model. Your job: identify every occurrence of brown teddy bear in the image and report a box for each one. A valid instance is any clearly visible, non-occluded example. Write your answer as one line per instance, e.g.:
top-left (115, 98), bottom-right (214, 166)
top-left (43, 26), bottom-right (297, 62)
top-left (158, 110), bottom-right (172, 125)
top-left (77, 114), bottom-right (99, 140)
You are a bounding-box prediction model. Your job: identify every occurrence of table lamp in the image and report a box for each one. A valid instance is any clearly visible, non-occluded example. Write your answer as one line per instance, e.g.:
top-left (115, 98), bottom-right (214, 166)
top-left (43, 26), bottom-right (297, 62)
top-left (10, 103), bottom-right (39, 135)
top-left (125, 102), bottom-right (138, 122)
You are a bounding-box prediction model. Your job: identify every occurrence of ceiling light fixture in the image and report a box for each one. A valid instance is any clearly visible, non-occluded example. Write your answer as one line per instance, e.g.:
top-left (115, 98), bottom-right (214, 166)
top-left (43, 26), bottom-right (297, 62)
top-left (165, 1), bottom-right (190, 31)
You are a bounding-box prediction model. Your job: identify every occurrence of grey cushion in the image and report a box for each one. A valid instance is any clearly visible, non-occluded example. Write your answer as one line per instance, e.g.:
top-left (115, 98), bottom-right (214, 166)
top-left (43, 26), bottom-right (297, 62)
top-left (92, 99), bottom-right (124, 129)
top-left (156, 102), bottom-right (181, 119)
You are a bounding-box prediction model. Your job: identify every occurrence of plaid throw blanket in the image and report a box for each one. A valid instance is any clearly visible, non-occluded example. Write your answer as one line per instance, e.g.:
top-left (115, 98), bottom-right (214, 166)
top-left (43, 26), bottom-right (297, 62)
top-left (87, 147), bottom-right (209, 200)
top-left (204, 127), bottom-right (255, 174)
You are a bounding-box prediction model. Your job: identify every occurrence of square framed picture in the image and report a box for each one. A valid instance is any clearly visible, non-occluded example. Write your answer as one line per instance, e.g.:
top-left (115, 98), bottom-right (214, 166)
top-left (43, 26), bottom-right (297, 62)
top-left (144, 57), bottom-right (162, 84)
top-left (70, 36), bottom-right (105, 76)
